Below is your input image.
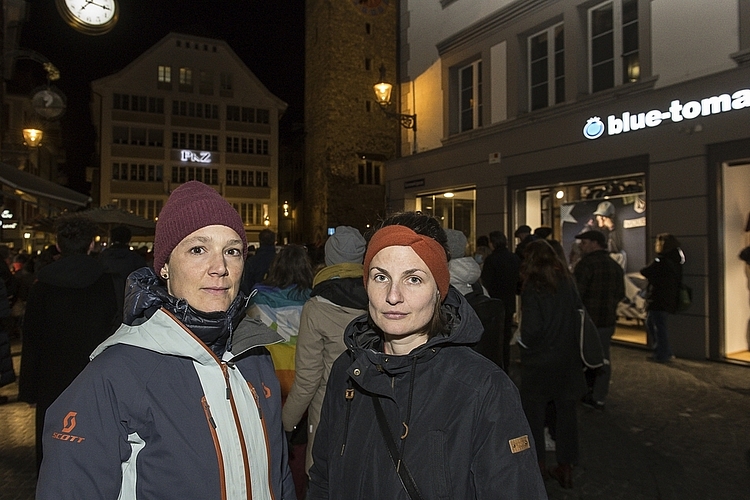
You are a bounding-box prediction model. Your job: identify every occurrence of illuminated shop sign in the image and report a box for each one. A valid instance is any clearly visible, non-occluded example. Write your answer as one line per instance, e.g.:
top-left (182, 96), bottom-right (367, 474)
top-left (2, 222), bottom-right (18, 229)
top-left (583, 88), bottom-right (750, 140)
top-left (181, 150), bottom-right (212, 163)
top-left (1, 209), bottom-right (13, 219)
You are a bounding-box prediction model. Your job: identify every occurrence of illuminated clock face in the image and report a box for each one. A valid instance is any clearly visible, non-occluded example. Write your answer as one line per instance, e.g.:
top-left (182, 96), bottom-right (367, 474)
top-left (352, 0), bottom-right (390, 16)
top-left (56, 0), bottom-right (119, 35)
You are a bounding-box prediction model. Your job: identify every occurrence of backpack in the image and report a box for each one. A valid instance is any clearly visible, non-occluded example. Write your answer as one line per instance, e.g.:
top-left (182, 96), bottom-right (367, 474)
top-left (464, 290), bottom-right (505, 369)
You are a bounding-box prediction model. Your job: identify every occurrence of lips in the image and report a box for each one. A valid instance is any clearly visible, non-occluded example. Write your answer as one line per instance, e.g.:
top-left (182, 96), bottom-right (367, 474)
top-left (382, 311), bottom-right (408, 319)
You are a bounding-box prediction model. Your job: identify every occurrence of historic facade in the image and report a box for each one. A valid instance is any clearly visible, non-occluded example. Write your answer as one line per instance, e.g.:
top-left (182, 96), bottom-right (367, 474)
top-left (92, 32), bottom-right (287, 245)
top-left (304, 0), bottom-right (400, 243)
top-left (386, 0), bottom-right (750, 363)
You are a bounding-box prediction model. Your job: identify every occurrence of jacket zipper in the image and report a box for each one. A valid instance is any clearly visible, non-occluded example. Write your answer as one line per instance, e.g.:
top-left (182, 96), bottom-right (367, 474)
top-left (202, 397), bottom-right (228, 500)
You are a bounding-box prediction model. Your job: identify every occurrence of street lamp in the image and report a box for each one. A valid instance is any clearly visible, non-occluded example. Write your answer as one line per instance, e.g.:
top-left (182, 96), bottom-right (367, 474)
top-left (373, 64), bottom-right (417, 133)
top-left (22, 127), bottom-right (43, 147)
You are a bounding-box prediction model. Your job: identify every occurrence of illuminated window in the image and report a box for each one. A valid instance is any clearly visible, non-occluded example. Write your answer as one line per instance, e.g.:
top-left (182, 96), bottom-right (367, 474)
top-left (158, 65), bottom-right (171, 83)
top-left (179, 67), bottom-right (192, 85)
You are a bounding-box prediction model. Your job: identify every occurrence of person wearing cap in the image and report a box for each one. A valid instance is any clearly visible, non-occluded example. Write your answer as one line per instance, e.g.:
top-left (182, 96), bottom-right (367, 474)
top-left (583, 201), bottom-right (624, 265)
top-left (307, 212), bottom-right (545, 499)
top-left (36, 181), bottom-right (296, 500)
top-left (281, 226), bottom-right (369, 478)
top-left (514, 224), bottom-right (535, 260)
top-left (573, 230), bottom-right (625, 410)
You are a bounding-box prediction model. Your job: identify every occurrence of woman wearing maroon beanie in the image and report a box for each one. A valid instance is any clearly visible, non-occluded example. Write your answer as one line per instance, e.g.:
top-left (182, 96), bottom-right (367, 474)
top-left (307, 212), bottom-right (545, 499)
top-left (36, 181), bottom-right (296, 500)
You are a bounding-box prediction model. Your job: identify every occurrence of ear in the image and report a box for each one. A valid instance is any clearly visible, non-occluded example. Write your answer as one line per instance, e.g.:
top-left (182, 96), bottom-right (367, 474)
top-left (160, 264), bottom-right (169, 279)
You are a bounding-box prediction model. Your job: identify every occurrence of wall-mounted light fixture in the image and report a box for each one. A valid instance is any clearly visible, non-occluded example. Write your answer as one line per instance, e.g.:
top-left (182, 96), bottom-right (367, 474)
top-left (282, 201), bottom-right (290, 217)
top-left (22, 127), bottom-right (43, 147)
top-left (264, 215), bottom-right (270, 227)
top-left (373, 64), bottom-right (417, 132)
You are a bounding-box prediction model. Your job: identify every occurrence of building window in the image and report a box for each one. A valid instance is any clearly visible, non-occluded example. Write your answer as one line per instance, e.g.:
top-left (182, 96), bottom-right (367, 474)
top-left (172, 100), bottom-right (219, 119)
top-left (172, 131), bottom-right (219, 151)
top-left (158, 65), bottom-right (171, 83)
top-left (358, 160), bottom-right (383, 185)
top-left (227, 105), bottom-right (265, 123)
top-left (589, 0), bottom-right (639, 93)
top-left (171, 166), bottom-right (218, 185)
top-left (179, 67), bottom-right (192, 85)
top-left (365, 58), bottom-right (372, 71)
top-left (130, 128), bottom-right (147, 146)
top-left (459, 60), bottom-right (482, 132)
top-left (256, 109), bottom-right (269, 124)
top-left (113, 94), bottom-right (164, 114)
top-left (112, 126), bottom-right (128, 144)
top-left (199, 71), bottom-right (213, 94)
top-left (220, 73), bottom-right (233, 91)
top-left (112, 163), bottom-right (163, 182)
top-left (226, 168), bottom-right (267, 187)
top-left (256, 139), bottom-right (269, 155)
top-left (529, 23), bottom-right (565, 111)
top-left (231, 202), bottom-right (265, 225)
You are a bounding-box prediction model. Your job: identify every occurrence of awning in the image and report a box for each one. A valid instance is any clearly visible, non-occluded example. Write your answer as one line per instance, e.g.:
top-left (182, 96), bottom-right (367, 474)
top-left (0, 162), bottom-right (91, 209)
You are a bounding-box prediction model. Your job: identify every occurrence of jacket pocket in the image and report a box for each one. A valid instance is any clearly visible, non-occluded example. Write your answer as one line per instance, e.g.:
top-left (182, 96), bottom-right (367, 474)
top-left (429, 429), bottom-right (452, 499)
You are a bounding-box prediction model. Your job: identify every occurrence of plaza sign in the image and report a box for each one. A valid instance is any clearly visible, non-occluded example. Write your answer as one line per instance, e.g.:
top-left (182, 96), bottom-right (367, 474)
top-left (583, 87), bottom-right (750, 140)
top-left (181, 150), bottom-right (212, 163)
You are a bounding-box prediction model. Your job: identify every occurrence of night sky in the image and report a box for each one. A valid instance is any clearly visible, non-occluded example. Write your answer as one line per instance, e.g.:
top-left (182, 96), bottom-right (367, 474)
top-left (15, 0), bottom-right (305, 193)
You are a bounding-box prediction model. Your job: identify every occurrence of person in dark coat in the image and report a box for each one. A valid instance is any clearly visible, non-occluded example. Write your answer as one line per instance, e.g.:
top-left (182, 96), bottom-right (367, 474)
top-left (98, 225), bottom-right (147, 314)
top-left (574, 230), bottom-right (625, 409)
top-left (0, 278), bottom-right (14, 404)
top-left (518, 239), bottom-right (587, 489)
top-left (640, 233), bottom-right (684, 362)
top-left (18, 215), bottom-right (120, 470)
top-left (241, 228), bottom-right (277, 295)
top-left (514, 225), bottom-right (535, 260)
top-left (307, 212), bottom-right (545, 499)
top-left (480, 230), bottom-right (521, 371)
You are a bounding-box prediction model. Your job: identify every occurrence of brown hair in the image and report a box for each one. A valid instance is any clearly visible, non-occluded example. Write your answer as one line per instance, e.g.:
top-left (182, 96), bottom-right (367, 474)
top-left (520, 239), bottom-right (572, 293)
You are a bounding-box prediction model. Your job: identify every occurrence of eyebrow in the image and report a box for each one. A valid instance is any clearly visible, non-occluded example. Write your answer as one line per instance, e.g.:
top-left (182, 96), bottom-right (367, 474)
top-left (180, 236), bottom-right (243, 247)
top-left (371, 266), bottom-right (427, 277)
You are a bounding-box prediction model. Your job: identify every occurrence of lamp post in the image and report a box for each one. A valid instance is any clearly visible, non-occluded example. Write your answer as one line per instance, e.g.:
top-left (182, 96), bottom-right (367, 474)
top-left (373, 65), bottom-right (417, 152)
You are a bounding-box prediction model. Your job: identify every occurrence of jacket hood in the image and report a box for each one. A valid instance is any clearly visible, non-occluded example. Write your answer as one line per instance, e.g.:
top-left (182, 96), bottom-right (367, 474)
top-left (123, 266), bottom-right (258, 357)
top-left (449, 256), bottom-right (482, 296)
top-left (36, 254), bottom-right (107, 289)
top-left (312, 263), bottom-right (368, 310)
top-left (344, 286), bottom-right (482, 373)
top-left (250, 283), bottom-right (310, 308)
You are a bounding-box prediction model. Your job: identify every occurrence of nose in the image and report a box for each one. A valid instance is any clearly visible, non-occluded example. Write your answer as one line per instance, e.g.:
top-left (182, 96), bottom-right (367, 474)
top-left (385, 281), bottom-right (403, 305)
top-left (207, 252), bottom-right (229, 277)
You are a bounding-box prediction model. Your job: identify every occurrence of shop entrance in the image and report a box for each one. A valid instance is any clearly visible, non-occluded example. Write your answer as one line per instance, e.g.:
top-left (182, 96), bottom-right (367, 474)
top-left (722, 162), bottom-right (750, 362)
top-left (514, 174), bottom-right (648, 346)
top-left (416, 188), bottom-right (476, 250)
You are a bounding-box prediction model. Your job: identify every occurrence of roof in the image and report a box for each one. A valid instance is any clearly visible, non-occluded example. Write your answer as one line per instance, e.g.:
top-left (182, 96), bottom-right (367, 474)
top-left (0, 162), bottom-right (91, 209)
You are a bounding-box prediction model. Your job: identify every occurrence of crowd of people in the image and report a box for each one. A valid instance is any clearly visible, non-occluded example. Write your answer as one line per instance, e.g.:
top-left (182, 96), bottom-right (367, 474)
top-left (0, 179), bottom-right (691, 499)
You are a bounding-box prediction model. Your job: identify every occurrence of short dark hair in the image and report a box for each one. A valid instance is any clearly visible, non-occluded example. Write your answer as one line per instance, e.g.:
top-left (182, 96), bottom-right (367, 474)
top-left (110, 225), bottom-right (132, 244)
top-left (55, 215), bottom-right (99, 255)
top-left (488, 231), bottom-right (508, 249)
top-left (258, 229), bottom-right (276, 247)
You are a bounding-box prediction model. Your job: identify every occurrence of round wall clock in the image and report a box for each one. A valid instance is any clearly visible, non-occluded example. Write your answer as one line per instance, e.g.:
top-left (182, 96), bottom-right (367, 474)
top-left (352, 0), bottom-right (390, 16)
top-left (55, 0), bottom-right (119, 35)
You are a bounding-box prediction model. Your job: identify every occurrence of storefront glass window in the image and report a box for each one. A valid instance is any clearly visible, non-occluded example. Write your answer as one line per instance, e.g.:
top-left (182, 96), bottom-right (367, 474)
top-left (416, 188), bottom-right (476, 252)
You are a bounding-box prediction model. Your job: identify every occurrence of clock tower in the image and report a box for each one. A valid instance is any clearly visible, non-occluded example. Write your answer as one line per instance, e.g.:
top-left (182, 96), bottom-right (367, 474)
top-left (303, 0), bottom-right (400, 243)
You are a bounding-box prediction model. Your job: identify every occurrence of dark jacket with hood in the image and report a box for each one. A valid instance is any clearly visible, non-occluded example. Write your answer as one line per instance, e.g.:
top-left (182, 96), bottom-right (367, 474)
top-left (0, 279), bottom-right (14, 387)
top-left (640, 247), bottom-right (683, 313)
top-left (518, 277), bottom-right (588, 402)
top-left (307, 287), bottom-right (546, 499)
top-left (35, 267), bottom-right (296, 500)
top-left (19, 254), bottom-right (119, 408)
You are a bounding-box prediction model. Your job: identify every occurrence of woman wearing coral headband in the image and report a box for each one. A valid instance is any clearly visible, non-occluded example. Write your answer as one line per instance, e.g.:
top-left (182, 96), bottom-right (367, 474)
top-left (307, 212), bottom-right (546, 499)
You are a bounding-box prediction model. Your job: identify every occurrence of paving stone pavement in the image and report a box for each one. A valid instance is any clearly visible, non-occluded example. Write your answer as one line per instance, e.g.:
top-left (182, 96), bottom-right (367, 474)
top-left (2, 340), bottom-right (749, 499)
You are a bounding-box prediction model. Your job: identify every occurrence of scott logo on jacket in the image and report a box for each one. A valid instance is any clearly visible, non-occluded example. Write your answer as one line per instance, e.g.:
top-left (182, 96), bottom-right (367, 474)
top-left (51, 411), bottom-right (86, 444)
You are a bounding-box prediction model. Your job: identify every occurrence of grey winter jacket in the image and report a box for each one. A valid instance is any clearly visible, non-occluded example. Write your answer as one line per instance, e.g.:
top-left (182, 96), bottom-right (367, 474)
top-left (36, 267), bottom-right (296, 500)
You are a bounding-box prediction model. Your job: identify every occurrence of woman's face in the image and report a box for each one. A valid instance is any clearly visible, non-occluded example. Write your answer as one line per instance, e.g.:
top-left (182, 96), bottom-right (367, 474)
top-left (162, 225), bottom-right (244, 313)
top-left (367, 245), bottom-right (438, 340)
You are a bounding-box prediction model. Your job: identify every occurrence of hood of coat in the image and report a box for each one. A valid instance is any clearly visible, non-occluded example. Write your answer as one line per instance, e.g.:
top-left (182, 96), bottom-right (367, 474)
top-left (123, 266), bottom-right (256, 357)
top-left (36, 254), bottom-right (107, 289)
top-left (344, 286), bottom-right (482, 375)
top-left (311, 263), bottom-right (368, 310)
top-left (448, 256), bottom-right (482, 296)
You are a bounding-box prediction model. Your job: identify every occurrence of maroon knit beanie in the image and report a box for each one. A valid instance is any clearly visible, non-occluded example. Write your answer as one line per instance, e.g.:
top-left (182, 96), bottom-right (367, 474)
top-left (153, 181), bottom-right (247, 275)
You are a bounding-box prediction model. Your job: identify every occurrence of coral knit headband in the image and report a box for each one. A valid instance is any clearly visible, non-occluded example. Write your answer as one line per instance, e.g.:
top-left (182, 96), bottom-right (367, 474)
top-left (363, 225), bottom-right (450, 301)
